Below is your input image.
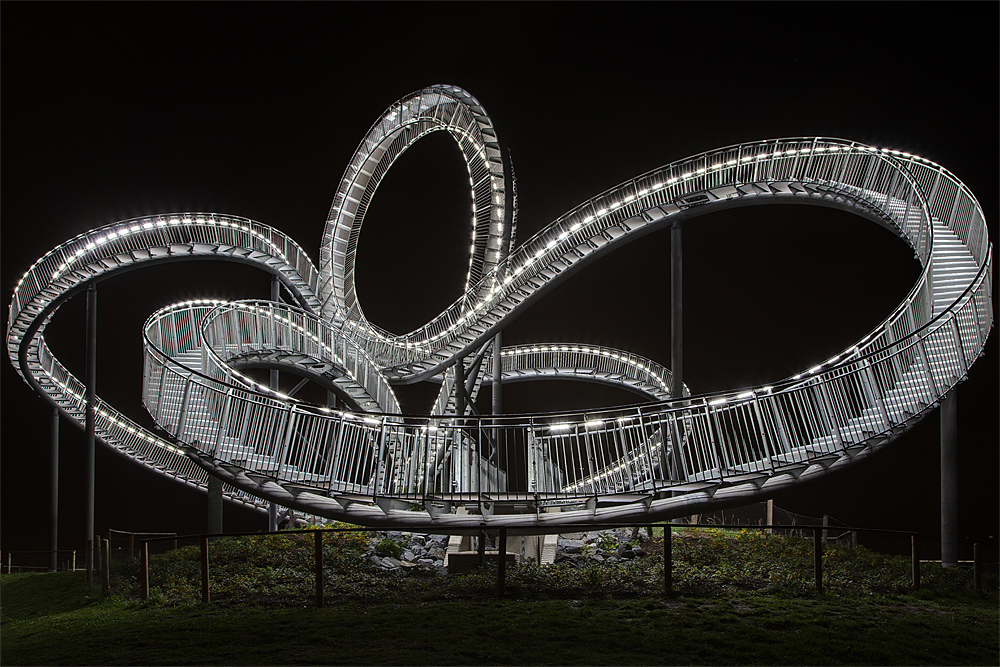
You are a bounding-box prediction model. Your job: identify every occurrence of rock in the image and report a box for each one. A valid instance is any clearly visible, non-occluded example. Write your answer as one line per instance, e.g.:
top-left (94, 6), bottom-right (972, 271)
top-left (560, 539), bottom-right (585, 554)
top-left (380, 556), bottom-right (402, 569)
top-left (410, 535), bottom-right (427, 546)
top-left (632, 545), bottom-right (645, 557)
top-left (430, 534), bottom-right (449, 545)
top-left (617, 546), bottom-right (635, 559)
top-left (427, 545), bottom-right (446, 559)
top-left (401, 549), bottom-right (416, 562)
top-left (409, 543), bottom-right (427, 556)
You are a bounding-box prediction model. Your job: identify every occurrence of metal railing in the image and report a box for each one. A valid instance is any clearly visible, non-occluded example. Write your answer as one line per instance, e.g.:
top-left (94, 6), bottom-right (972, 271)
top-left (323, 139), bottom-right (952, 379)
top-left (5, 83), bottom-right (992, 533)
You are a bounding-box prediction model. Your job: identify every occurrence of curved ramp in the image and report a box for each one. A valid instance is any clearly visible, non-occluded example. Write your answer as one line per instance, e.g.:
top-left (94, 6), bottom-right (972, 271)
top-left (7, 86), bottom-right (992, 531)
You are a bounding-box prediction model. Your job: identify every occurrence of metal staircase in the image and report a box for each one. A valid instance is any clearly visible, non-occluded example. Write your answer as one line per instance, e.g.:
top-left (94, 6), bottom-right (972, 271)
top-left (7, 84), bottom-right (992, 532)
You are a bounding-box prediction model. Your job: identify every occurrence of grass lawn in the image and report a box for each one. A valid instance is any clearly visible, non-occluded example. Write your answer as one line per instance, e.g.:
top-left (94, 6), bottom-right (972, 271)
top-left (2, 530), bottom-right (996, 666)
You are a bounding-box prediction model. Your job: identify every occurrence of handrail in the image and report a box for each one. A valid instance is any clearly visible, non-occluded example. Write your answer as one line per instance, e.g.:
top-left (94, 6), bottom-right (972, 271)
top-left (6, 84), bottom-right (991, 531)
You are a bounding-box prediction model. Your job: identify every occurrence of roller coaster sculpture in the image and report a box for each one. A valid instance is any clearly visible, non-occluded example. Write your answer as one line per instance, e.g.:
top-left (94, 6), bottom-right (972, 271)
top-left (7, 85), bottom-right (993, 531)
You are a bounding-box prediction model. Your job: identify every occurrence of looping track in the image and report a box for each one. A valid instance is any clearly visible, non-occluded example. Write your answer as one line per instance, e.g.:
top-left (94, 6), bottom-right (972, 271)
top-left (7, 85), bottom-right (992, 531)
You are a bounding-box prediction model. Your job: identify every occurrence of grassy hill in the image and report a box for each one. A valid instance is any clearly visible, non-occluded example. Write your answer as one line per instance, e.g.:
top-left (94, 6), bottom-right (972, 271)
top-left (2, 529), bottom-right (996, 665)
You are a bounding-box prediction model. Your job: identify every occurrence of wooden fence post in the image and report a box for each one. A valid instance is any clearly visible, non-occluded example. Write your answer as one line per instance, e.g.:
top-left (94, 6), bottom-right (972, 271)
top-left (140, 542), bottom-right (149, 601)
top-left (663, 526), bottom-right (673, 595)
top-left (813, 528), bottom-right (823, 594)
top-left (101, 539), bottom-right (110, 594)
top-left (71, 550), bottom-right (76, 572)
top-left (200, 536), bottom-right (210, 603)
top-left (314, 530), bottom-right (324, 608)
top-left (497, 529), bottom-right (507, 598)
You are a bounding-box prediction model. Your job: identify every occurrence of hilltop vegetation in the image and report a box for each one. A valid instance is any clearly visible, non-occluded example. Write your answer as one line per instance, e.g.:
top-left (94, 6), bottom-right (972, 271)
top-left (2, 528), bottom-right (996, 665)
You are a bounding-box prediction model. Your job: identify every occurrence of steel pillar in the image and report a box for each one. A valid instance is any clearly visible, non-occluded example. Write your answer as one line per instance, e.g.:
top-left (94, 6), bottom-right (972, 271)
top-left (455, 356), bottom-right (466, 417)
top-left (50, 406), bottom-right (59, 572)
top-left (268, 275), bottom-right (280, 532)
top-left (492, 332), bottom-right (502, 416)
top-left (85, 284), bottom-right (97, 585)
top-left (669, 221), bottom-right (684, 523)
top-left (940, 392), bottom-right (958, 566)
top-left (670, 221), bottom-right (682, 399)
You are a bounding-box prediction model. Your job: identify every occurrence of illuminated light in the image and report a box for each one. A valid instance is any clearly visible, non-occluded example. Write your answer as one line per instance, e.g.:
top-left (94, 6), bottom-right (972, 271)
top-left (808, 365), bottom-right (823, 374)
top-left (597, 208), bottom-right (607, 216)
top-left (709, 397), bottom-right (728, 406)
top-left (737, 391), bottom-right (754, 400)
top-left (637, 189), bottom-right (648, 196)
top-left (549, 423), bottom-right (571, 432)
top-left (585, 420), bottom-right (604, 429)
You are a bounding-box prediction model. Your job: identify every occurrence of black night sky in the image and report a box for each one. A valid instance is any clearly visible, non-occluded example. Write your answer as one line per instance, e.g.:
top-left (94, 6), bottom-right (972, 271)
top-left (2, 3), bottom-right (997, 561)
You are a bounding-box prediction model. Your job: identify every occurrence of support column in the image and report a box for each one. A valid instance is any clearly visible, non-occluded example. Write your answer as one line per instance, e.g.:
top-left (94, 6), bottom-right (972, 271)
top-left (670, 221), bottom-right (683, 399)
top-left (50, 406), bottom-right (59, 572)
top-left (207, 475), bottom-right (223, 536)
top-left (85, 284), bottom-right (97, 585)
top-left (940, 392), bottom-right (958, 566)
top-left (454, 357), bottom-right (466, 493)
top-left (669, 221), bottom-right (683, 523)
top-left (268, 275), bottom-right (280, 532)
top-left (492, 332), bottom-right (502, 416)
top-left (455, 356), bottom-right (466, 418)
